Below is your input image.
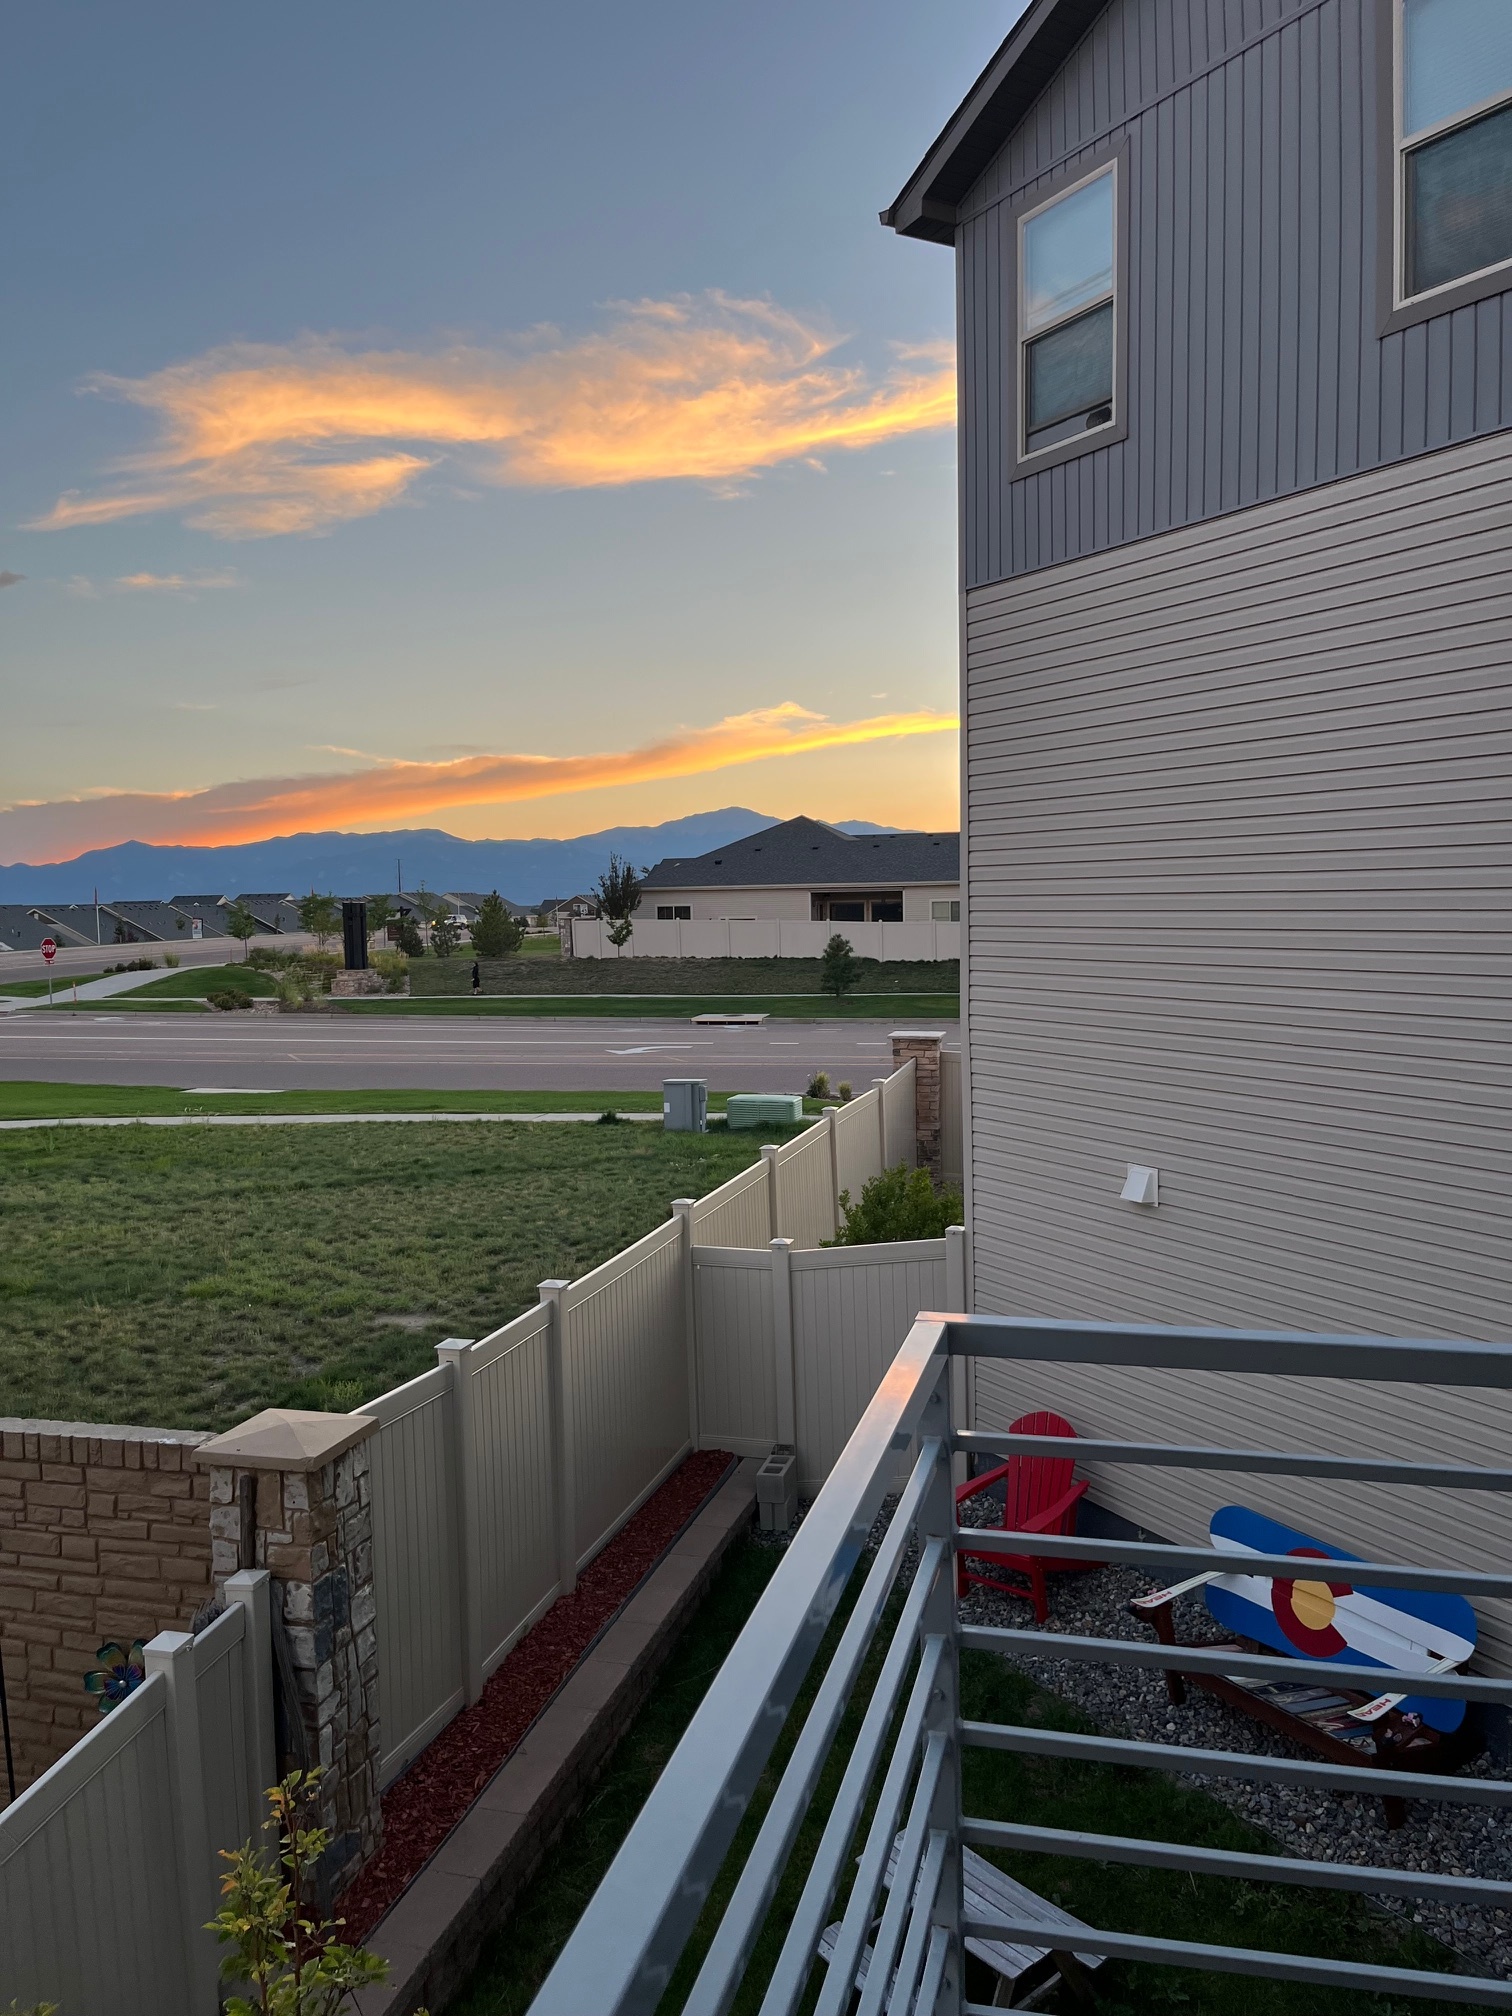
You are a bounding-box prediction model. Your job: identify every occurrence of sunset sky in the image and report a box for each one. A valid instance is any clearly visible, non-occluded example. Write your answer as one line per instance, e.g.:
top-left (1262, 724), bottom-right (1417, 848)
top-left (2, 2), bottom-right (1023, 863)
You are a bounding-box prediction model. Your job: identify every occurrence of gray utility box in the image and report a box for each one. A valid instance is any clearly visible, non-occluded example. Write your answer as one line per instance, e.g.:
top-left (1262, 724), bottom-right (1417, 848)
top-left (757, 1444), bottom-right (797, 1533)
top-left (662, 1078), bottom-right (708, 1133)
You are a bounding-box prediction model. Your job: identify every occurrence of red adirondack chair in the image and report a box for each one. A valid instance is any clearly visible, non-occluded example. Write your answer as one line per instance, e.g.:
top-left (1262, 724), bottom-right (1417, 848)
top-left (955, 1411), bottom-right (1097, 1623)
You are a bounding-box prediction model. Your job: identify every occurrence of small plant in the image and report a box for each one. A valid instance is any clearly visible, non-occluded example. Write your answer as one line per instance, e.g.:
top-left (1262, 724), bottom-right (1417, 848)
top-left (207, 988), bottom-right (254, 1012)
top-left (370, 950), bottom-right (409, 993)
top-left (831, 1162), bottom-right (964, 1246)
top-left (819, 933), bottom-right (862, 998)
top-left (596, 1108), bottom-right (622, 1124)
top-left (806, 1070), bottom-right (831, 1100)
top-left (164, 950), bottom-right (181, 968)
top-left (209, 1770), bottom-right (408, 2016)
top-left (837, 1081), bottom-right (853, 1102)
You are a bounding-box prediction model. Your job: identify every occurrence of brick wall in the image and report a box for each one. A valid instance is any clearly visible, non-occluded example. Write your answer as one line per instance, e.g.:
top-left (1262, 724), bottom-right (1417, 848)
top-left (0, 1418), bottom-right (213, 1799)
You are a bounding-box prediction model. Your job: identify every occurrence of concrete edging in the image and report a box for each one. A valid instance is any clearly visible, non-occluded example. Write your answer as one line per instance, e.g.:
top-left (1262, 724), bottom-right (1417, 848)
top-left (356, 1460), bottom-right (759, 2015)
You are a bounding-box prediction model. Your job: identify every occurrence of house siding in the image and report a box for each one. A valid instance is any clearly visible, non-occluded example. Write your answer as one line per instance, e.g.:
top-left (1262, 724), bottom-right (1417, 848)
top-left (963, 431), bottom-right (1512, 1662)
top-left (959, 0), bottom-right (1512, 587)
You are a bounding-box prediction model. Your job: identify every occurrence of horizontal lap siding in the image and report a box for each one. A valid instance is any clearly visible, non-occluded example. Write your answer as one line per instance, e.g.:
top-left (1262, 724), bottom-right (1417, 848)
top-left (964, 434), bottom-right (1512, 1662)
top-left (958, 0), bottom-right (1512, 587)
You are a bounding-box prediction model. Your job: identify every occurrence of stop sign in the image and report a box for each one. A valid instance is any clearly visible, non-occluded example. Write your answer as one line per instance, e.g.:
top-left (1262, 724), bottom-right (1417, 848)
top-left (40, 938), bottom-right (56, 963)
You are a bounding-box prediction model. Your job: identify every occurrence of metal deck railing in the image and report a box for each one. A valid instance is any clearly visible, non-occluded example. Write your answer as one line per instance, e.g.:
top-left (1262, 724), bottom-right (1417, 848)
top-left (530, 1314), bottom-right (1512, 2014)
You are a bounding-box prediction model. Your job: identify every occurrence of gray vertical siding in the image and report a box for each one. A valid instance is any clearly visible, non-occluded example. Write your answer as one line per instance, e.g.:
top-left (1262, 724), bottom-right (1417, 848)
top-left (962, 432), bottom-right (1512, 1659)
top-left (960, 0), bottom-right (1512, 586)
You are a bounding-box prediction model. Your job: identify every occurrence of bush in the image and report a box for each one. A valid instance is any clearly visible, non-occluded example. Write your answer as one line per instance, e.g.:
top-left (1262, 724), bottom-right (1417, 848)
top-left (206, 988), bottom-right (253, 1012)
top-left (838, 1081), bottom-right (853, 1101)
top-left (164, 951), bottom-right (181, 968)
top-left (370, 950), bottom-right (409, 993)
top-left (806, 1070), bottom-right (832, 1099)
top-left (596, 1108), bottom-right (622, 1124)
top-left (831, 1162), bottom-right (964, 1246)
top-left (104, 957), bottom-right (157, 975)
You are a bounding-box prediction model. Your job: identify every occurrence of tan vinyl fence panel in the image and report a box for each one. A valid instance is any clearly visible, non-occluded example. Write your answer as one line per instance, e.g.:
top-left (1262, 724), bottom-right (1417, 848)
top-left (940, 1050), bottom-right (963, 1186)
top-left (789, 1242), bottom-right (948, 1491)
top-left (776, 1123), bottom-right (837, 1247)
top-left (692, 1247), bottom-right (780, 1454)
top-left (469, 1305), bottom-right (561, 1674)
top-left (193, 1600), bottom-right (256, 1876)
top-left (0, 1675), bottom-right (191, 2014)
top-left (692, 1159), bottom-right (773, 1248)
top-left (367, 1365), bottom-right (465, 1785)
top-left (833, 1091), bottom-right (881, 1208)
top-left (883, 1055), bottom-right (917, 1168)
top-left (565, 1217), bottom-right (690, 1567)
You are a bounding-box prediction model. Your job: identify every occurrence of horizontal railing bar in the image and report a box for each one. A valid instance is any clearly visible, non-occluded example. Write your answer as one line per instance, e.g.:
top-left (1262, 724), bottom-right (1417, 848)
top-left (956, 1527), bottom-right (1512, 1597)
top-left (882, 1828), bottom-right (946, 2016)
top-left (959, 1624), bottom-right (1512, 1703)
top-left (937, 1313), bottom-right (1512, 1387)
top-left (954, 1429), bottom-right (1512, 1491)
top-left (685, 1438), bottom-right (946, 2016)
top-left (854, 1732), bottom-right (947, 2016)
top-left (960, 1916), bottom-right (1512, 2007)
top-left (961, 1719), bottom-right (1512, 1804)
top-left (806, 1636), bottom-right (946, 2016)
top-left (962, 1816), bottom-right (1512, 1906)
top-left (761, 1563), bottom-right (947, 2016)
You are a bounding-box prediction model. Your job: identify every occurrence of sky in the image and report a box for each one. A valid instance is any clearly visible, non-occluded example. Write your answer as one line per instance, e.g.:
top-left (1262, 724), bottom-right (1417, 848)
top-left (1, 2), bottom-right (1022, 864)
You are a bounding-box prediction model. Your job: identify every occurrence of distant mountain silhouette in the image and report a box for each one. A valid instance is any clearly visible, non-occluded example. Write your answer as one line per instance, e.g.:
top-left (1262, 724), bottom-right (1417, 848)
top-left (0, 810), bottom-right (900, 906)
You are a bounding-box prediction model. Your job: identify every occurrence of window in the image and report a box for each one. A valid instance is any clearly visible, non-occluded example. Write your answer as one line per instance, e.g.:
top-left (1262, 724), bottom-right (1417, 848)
top-left (655, 905), bottom-right (690, 921)
top-left (1397, 0), bottom-right (1512, 304)
top-left (869, 897), bottom-right (903, 923)
top-left (931, 900), bottom-right (961, 923)
top-left (1019, 164), bottom-right (1118, 458)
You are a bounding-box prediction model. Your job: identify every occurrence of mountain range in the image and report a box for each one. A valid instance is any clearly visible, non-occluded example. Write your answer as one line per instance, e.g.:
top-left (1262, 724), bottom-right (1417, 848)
top-left (0, 810), bottom-right (897, 907)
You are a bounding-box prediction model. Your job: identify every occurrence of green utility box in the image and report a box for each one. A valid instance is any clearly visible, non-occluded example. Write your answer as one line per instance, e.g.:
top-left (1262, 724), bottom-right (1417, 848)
top-left (726, 1093), bottom-right (804, 1130)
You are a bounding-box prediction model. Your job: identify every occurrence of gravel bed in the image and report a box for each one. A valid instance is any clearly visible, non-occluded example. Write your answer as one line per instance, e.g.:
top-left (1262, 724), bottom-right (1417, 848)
top-left (958, 1545), bottom-right (1512, 1981)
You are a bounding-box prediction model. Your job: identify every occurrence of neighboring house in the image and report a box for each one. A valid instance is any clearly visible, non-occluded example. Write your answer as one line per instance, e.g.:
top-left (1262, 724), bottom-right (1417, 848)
top-left (91, 900), bottom-right (201, 944)
top-left (544, 893), bottom-right (600, 929)
top-left (884, 2), bottom-right (1512, 1568)
top-left (570, 817), bottom-right (960, 959)
top-left (166, 894), bottom-right (230, 939)
top-left (233, 892), bottom-right (302, 933)
top-left (27, 904), bottom-right (115, 948)
top-left (0, 906), bottom-right (96, 952)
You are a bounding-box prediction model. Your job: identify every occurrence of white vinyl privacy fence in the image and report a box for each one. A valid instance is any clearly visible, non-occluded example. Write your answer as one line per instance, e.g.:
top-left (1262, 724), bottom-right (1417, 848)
top-left (0, 1569), bottom-right (275, 2016)
top-left (362, 1060), bottom-right (968, 1786)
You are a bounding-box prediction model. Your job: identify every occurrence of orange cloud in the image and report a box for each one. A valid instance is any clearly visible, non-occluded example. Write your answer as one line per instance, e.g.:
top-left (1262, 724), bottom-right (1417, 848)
top-left (30, 297), bottom-right (956, 538)
top-left (0, 702), bottom-right (958, 860)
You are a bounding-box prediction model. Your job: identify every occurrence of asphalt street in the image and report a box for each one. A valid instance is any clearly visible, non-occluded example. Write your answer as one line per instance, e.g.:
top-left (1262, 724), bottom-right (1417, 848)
top-left (0, 1012), bottom-right (958, 1093)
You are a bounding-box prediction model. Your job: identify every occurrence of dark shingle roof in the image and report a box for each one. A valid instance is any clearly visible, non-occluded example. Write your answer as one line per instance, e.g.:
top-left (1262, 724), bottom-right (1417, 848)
top-left (0, 906), bottom-right (97, 951)
top-left (641, 816), bottom-right (959, 891)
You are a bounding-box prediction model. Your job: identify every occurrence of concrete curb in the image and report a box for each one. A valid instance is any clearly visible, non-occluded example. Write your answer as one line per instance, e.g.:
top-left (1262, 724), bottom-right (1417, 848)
top-left (355, 1460), bottom-right (759, 2015)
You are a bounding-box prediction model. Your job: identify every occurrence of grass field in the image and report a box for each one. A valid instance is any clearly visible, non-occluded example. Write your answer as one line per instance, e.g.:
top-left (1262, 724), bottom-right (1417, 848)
top-left (408, 954), bottom-right (959, 997)
top-left (334, 993), bottom-right (959, 1020)
top-left (0, 1083), bottom-right (828, 1120)
top-left (454, 1539), bottom-right (1454, 2016)
top-left (0, 972), bottom-right (108, 996)
top-left (124, 962), bottom-right (280, 997)
top-left (0, 1120), bottom-right (795, 1429)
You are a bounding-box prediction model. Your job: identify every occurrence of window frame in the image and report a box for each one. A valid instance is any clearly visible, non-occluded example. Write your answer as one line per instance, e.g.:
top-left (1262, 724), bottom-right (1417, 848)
top-left (1378, 0), bottom-right (1512, 332)
top-left (1006, 142), bottom-right (1129, 482)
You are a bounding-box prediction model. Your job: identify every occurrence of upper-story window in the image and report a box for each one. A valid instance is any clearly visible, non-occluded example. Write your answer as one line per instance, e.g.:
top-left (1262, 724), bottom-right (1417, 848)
top-left (1018, 163), bottom-right (1117, 458)
top-left (1398, 0), bottom-right (1512, 303)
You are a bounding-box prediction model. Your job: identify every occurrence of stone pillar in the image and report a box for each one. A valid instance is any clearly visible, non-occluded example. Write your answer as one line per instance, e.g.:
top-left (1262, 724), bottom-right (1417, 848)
top-left (195, 1409), bottom-right (381, 1894)
top-left (891, 1029), bottom-right (945, 1179)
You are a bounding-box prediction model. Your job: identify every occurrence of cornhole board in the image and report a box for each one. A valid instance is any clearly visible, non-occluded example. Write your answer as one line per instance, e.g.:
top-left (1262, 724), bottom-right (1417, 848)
top-left (1131, 1504), bottom-right (1478, 1824)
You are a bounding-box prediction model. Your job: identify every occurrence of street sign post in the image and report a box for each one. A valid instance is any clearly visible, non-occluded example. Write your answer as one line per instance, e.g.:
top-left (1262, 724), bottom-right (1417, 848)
top-left (40, 936), bottom-right (56, 1008)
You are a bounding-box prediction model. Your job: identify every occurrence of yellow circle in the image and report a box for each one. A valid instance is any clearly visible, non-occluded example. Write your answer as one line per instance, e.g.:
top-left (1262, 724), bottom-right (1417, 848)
top-left (1290, 1579), bottom-right (1337, 1632)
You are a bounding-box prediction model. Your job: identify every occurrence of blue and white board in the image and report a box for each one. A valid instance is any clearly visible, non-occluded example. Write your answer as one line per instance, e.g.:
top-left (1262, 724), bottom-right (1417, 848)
top-left (1204, 1506), bottom-right (1476, 1733)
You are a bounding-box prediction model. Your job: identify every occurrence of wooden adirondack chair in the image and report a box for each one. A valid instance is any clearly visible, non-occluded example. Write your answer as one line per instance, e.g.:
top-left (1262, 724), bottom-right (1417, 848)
top-left (955, 1410), bottom-right (1098, 1623)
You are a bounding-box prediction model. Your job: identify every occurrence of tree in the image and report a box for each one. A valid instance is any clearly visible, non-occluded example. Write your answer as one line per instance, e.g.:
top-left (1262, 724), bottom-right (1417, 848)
top-left (392, 913), bottom-right (424, 957)
top-left (297, 893), bottom-right (340, 953)
top-left (471, 890), bottom-right (523, 958)
top-left (365, 894), bottom-right (395, 949)
top-left (431, 913), bottom-right (461, 959)
top-left (410, 884), bottom-right (443, 948)
top-left (225, 901), bottom-right (259, 962)
top-left (820, 932), bottom-right (862, 998)
top-left (596, 853), bottom-right (643, 949)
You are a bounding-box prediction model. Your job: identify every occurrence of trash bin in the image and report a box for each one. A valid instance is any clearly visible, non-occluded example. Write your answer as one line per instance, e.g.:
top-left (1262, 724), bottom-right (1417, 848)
top-left (662, 1078), bottom-right (708, 1132)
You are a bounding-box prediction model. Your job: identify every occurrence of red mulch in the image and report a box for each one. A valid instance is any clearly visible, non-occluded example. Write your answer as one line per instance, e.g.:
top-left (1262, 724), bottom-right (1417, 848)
top-left (338, 1448), bottom-right (736, 1942)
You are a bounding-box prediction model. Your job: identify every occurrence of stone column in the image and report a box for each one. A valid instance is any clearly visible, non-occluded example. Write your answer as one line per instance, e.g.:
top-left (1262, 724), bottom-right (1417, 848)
top-left (195, 1409), bottom-right (381, 1894)
top-left (891, 1029), bottom-right (945, 1179)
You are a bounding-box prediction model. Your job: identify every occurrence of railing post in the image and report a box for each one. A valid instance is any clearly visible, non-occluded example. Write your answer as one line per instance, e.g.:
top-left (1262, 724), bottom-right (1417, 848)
top-left (823, 1104), bottom-right (841, 1236)
top-left (918, 1359), bottom-right (964, 2015)
top-left (672, 1199), bottom-right (701, 1449)
top-left (760, 1142), bottom-right (782, 1240)
top-left (436, 1338), bottom-right (483, 1704)
top-left (872, 1076), bottom-right (890, 1177)
top-left (945, 1226), bottom-right (971, 1489)
top-left (144, 1629), bottom-right (220, 2011)
top-left (224, 1567), bottom-right (276, 1835)
top-left (769, 1238), bottom-right (797, 1450)
top-left (540, 1279), bottom-right (577, 1595)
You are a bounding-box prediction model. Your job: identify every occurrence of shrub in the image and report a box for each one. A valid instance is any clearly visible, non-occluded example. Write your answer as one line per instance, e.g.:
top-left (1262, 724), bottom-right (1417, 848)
top-left (596, 1108), bottom-right (622, 1124)
top-left (164, 951), bottom-right (181, 968)
top-left (370, 950), bottom-right (409, 993)
top-left (103, 957), bottom-right (157, 975)
top-left (819, 933), bottom-right (862, 998)
top-left (838, 1081), bottom-right (853, 1102)
top-left (207, 988), bottom-right (253, 1012)
top-left (831, 1162), bottom-right (964, 1246)
top-left (806, 1070), bottom-right (832, 1100)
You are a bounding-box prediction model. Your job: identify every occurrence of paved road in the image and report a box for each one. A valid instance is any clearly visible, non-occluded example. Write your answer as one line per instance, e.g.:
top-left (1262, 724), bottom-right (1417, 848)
top-left (0, 1012), bottom-right (958, 1093)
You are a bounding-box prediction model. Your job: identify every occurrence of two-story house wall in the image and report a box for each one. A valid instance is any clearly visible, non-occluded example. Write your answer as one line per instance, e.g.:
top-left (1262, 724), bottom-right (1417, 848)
top-left (886, 0), bottom-right (1512, 1595)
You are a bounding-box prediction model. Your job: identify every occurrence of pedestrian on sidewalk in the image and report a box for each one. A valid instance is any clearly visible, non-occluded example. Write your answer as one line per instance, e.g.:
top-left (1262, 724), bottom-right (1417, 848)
top-left (471, 958), bottom-right (481, 996)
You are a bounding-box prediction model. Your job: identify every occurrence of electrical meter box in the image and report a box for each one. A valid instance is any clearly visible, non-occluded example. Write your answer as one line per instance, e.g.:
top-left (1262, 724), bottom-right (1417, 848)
top-left (726, 1092), bottom-right (805, 1129)
top-left (662, 1079), bottom-right (708, 1133)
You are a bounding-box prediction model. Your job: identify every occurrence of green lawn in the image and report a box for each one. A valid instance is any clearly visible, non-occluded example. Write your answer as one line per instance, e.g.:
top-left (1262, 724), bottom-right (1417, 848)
top-left (409, 955), bottom-right (959, 998)
top-left (335, 993), bottom-right (959, 1020)
top-left (0, 1083), bottom-right (828, 1121)
top-left (117, 962), bottom-right (281, 998)
top-left (0, 972), bottom-right (108, 996)
top-left (0, 1122), bottom-right (798, 1429)
top-left (454, 1542), bottom-right (1458, 2016)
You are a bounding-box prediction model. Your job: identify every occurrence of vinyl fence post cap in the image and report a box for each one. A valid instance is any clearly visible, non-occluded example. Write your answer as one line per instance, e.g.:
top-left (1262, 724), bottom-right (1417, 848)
top-left (192, 1407), bottom-right (378, 1471)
